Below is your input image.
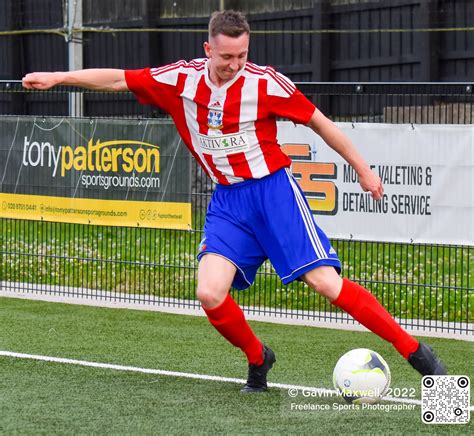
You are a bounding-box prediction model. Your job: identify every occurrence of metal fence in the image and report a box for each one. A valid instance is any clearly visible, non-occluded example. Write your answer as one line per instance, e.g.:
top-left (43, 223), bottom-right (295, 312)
top-left (1, 83), bottom-right (473, 337)
top-left (2, 0), bottom-right (474, 83)
top-left (1, 81), bottom-right (473, 123)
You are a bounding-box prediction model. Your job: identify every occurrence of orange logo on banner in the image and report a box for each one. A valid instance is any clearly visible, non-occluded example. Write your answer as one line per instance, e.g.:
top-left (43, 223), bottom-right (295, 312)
top-left (281, 143), bottom-right (338, 216)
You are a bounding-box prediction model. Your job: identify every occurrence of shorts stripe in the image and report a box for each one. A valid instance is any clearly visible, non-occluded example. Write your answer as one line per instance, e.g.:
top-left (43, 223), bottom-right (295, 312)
top-left (285, 169), bottom-right (328, 257)
top-left (292, 184), bottom-right (327, 259)
top-left (284, 168), bottom-right (321, 256)
top-left (292, 184), bottom-right (327, 257)
top-left (284, 168), bottom-right (326, 259)
top-left (292, 184), bottom-right (328, 259)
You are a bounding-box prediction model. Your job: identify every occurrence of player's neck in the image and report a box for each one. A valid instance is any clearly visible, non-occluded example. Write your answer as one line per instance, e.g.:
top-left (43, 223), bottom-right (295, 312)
top-left (208, 69), bottom-right (229, 88)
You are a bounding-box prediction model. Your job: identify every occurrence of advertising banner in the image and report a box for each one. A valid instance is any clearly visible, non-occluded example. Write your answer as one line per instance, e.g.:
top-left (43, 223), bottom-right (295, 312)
top-left (277, 122), bottom-right (474, 245)
top-left (0, 117), bottom-right (191, 229)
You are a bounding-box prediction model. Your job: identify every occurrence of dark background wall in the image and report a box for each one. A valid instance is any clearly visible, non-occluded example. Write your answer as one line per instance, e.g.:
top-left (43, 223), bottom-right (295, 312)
top-left (1, 0), bottom-right (473, 83)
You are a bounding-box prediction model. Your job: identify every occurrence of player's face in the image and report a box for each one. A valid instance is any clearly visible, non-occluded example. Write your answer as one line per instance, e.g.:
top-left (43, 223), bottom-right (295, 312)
top-left (204, 33), bottom-right (249, 86)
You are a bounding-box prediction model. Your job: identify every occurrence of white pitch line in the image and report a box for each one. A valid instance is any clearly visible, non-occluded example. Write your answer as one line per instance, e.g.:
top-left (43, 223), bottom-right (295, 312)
top-left (0, 350), bottom-right (244, 384)
top-left (0, 350), bottom-right (417, 405)
top-left (2, 350), bottom-right (472, 410)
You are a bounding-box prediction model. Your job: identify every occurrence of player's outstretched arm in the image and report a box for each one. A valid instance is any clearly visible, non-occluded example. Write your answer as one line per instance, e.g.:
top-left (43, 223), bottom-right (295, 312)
top-left (22, 69), bottom-right (128, 92)
top-left (307, 107), bottom-right (384, 200)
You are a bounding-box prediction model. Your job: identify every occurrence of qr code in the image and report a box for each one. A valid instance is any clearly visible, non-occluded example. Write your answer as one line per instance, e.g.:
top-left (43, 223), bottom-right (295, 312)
top-left (421, 376), bottom-right (470, 424)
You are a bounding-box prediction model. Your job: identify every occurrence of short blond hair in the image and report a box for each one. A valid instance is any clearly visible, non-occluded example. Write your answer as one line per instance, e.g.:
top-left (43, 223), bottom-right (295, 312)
top-left (208, 10), bottom-right (250, 38)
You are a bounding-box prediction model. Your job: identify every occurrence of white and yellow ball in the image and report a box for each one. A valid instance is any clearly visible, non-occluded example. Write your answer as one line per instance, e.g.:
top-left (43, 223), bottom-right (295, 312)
top-left (333, 348), bottom-right (391, 404)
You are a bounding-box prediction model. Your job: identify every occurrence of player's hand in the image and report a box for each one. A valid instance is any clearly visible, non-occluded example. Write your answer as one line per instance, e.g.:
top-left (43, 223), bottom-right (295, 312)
top-left (359, 168), bottom-right (384, 200)
top-left (22, 72), bottom-right (62, 90)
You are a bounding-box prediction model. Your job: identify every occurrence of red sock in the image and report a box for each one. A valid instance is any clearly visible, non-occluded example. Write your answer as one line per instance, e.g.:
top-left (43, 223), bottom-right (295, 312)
top-left (203, 293), bottom-right (264, 365)
top-left (332, 278), bottom-right (419, 359)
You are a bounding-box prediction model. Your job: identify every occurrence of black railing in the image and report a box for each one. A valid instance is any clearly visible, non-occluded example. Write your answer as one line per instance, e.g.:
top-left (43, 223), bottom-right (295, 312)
top-left (1, 81), bottom-right (473, 123)
top-left (302, 82), bottom-right (474, 124)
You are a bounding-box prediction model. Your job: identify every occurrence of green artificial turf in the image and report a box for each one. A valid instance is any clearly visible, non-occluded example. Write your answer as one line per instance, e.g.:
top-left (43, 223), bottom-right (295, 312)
top-left (0, 297), bottom-right (472, 434)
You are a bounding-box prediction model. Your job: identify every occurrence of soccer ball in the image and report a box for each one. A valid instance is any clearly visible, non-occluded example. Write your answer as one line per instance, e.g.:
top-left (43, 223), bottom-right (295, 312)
top-left (333, 348), bottom-right (391, 404)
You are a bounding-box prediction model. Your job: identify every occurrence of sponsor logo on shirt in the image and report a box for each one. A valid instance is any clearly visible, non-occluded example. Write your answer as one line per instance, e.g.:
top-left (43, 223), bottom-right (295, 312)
top-left (197, 131), bottom-right (250, 155)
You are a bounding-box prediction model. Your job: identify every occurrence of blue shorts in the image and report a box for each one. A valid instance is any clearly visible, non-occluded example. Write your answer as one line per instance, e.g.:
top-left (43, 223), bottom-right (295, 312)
top-left (197, 167), bottom-right (341, 290)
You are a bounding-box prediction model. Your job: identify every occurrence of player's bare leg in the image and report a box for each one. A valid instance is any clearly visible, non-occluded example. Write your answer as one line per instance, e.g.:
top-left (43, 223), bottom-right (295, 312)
top-left (302, 266), bottom-right (446, 376)
top-left (197, 254), bottom-right (276, 392)
top-left (197, 253), bottom-right (235, 309)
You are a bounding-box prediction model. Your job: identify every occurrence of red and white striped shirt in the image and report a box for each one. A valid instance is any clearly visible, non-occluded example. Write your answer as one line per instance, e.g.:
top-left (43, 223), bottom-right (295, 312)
top-left (125, 59), bottom-right (315, 185)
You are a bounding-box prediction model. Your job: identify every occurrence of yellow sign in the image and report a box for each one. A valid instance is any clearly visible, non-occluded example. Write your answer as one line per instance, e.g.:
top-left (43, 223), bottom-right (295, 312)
top-left (60, 139), bottom-right (160, 177)
top-left (1, 193), bottom-right (191, 230)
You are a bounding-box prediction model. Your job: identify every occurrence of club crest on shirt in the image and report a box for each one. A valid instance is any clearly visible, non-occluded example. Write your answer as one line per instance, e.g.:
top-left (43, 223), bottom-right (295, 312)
top-left (207, 110), bottom-right (223, 130)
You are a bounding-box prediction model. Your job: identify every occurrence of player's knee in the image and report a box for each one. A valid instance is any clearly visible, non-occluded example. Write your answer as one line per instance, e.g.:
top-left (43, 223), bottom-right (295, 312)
top-left (196, 285), bottom-right (226, 309)
top-left (302, 267), bottom-right (342, 300)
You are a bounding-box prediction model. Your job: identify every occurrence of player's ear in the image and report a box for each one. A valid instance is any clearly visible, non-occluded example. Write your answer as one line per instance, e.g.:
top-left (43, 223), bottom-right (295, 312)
top-left (203, 41), bottom-right (211, 58)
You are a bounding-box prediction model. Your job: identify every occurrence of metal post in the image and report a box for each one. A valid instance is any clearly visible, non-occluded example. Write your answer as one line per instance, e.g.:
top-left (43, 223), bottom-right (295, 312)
top-left (67, 0), bottom-right (83, 117)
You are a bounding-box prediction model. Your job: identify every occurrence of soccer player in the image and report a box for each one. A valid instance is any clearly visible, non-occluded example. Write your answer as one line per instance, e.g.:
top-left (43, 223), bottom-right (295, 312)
top-left (23, 10), bottom-right (446, 392)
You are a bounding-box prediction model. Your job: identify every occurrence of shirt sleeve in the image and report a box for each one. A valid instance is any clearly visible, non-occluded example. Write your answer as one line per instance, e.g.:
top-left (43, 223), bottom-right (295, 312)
top-left (269, 89), bottom-right (316, 125)
top-left (125, 68), bottom-right (175, 113)
top-left (265, 70), bottom-right (315, 124)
